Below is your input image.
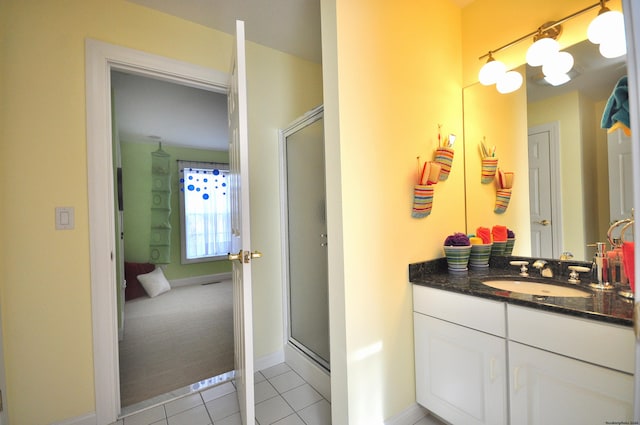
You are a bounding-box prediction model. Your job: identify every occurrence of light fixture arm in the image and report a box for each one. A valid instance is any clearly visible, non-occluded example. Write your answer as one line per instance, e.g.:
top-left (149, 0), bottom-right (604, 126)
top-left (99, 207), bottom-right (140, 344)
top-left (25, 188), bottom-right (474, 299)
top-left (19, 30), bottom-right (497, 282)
top-left (478, 0), bottom-right (609, 61)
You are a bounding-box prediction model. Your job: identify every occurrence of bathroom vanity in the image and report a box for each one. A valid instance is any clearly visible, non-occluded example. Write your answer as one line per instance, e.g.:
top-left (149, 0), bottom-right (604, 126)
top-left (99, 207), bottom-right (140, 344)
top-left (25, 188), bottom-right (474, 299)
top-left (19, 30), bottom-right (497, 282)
top-left (410, 257), bottom-right (634, 425)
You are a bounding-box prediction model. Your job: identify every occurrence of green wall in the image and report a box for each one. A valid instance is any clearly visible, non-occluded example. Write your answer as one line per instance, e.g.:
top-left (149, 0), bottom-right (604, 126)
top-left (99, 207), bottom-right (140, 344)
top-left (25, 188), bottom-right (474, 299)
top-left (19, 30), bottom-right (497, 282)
top-left (120, 140), bottom-right (232, 280)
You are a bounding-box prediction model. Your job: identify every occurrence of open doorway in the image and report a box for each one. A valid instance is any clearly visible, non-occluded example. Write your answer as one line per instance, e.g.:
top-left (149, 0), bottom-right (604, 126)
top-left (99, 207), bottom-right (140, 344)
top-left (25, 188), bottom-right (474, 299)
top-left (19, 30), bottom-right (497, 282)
top-left (111, 71), bottom-right (235, 411)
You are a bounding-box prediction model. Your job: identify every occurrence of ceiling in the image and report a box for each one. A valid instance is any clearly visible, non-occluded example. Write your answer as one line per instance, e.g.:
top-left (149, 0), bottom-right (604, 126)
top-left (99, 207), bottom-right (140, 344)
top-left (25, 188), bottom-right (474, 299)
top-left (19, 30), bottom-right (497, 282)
top-left (526, 39), bottom-right (627, 103)
top-left (127, 0), bottom-right (323, 63)
top-left (111, 71), bottom-right (229, 150)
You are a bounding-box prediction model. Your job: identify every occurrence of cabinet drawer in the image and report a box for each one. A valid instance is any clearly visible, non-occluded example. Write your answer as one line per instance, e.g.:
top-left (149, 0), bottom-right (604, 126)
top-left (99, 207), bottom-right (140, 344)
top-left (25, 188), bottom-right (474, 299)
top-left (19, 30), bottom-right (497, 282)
top-left (508, 305), bottom-right (634, 374)
top-left (413, 285), bottom-right (506, 337)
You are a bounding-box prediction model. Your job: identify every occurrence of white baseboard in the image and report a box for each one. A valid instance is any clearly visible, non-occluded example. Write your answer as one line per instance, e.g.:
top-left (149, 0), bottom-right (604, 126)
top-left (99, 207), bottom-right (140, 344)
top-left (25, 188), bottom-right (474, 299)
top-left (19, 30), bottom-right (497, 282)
top-left (254, 350), bottom-right (285, 372)
top-left (284, 344), bottom-right (331, 401)
top-left (169, 272), bottom-right (232, 288)
top-left (50, 412), bottom-right (97, 425)
top-left (384, 403), bottom-right (428, 425)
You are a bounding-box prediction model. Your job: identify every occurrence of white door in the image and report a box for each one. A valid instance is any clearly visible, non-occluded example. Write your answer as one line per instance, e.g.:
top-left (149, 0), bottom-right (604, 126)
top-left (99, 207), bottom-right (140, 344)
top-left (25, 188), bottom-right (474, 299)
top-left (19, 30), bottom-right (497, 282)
top-left (528, 124), bottom-right (559, 258)
top-left (608, 128), bottom-right (634, 225)
top-left (227, 20), bottom-right (256, 425)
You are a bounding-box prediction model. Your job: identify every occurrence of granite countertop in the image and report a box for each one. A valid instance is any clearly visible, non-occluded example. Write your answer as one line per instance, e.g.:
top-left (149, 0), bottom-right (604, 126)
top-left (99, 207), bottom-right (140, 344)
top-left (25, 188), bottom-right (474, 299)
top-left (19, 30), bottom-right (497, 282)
top-left (409, 256), bottom-right (634, 327)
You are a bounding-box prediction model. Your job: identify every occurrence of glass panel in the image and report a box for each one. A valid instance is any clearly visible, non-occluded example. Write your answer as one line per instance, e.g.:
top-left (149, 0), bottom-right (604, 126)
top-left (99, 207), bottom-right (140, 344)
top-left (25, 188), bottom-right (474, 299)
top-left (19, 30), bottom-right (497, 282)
top-left (286, 117), bottom-right (330, 367)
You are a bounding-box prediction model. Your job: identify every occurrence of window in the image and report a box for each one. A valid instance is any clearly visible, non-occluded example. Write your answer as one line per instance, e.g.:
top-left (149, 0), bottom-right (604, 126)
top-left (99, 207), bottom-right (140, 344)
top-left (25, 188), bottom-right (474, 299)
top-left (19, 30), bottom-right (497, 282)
top-left (178, 161), bottom-right (231, 263)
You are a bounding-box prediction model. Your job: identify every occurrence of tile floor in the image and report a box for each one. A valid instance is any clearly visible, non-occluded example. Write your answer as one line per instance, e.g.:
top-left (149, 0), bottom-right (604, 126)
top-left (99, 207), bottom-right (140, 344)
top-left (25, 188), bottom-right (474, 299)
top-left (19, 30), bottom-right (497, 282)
top-left (112, 363), bottom-right (330, 425)
top-left (112, 362), bottom-right (446, 425)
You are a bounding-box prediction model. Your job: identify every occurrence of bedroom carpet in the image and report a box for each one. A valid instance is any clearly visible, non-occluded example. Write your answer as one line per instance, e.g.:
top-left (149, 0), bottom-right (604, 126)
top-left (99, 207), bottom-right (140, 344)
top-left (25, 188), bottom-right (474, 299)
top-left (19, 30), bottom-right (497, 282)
top-left (118, 280), bottom-right (234, 407)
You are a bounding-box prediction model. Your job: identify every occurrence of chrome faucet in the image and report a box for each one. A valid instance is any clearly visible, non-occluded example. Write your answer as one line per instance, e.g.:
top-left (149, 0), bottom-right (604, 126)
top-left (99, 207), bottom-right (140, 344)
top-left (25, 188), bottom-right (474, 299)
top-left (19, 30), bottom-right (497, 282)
top-left (532, 260), bottom-right (554, 278)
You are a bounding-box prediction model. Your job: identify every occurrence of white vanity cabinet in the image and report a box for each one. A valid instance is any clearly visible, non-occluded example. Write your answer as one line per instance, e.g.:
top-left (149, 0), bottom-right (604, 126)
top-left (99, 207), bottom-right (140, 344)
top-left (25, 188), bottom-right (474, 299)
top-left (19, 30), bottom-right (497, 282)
top-left (413, 285), bottom-right (508, 425)
top-left (507, 305), bottom-right (634, 425)
top-left (413, 285), bottom-right (635, 425)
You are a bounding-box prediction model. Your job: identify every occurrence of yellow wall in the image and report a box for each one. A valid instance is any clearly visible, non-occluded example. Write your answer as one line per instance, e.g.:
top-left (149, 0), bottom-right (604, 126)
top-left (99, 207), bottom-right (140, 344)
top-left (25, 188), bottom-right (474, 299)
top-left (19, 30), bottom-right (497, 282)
top-left (0, 1), bottom-right (322, 423)
top-left (324, 0), bottom-right (464, 422)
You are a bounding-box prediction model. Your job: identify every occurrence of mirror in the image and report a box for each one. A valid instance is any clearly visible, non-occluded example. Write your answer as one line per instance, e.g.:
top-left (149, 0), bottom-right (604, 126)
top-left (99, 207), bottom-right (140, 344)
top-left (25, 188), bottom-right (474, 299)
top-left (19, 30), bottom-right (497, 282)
top-left (464, 39), bottom-right (629, 262)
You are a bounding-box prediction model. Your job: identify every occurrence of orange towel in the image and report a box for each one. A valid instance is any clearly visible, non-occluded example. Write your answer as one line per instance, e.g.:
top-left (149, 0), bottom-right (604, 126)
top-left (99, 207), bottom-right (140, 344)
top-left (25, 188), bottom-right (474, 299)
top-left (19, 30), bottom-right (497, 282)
top-left (492, 225), bottom-right (508, 242)
top-left (476, 227), bottom-right (492, 244)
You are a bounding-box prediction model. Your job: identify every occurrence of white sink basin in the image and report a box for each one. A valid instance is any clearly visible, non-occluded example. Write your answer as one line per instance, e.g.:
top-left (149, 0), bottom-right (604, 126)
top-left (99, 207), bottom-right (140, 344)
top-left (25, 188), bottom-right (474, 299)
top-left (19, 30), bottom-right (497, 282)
top-left (481, 280), bottom-right (592, 298)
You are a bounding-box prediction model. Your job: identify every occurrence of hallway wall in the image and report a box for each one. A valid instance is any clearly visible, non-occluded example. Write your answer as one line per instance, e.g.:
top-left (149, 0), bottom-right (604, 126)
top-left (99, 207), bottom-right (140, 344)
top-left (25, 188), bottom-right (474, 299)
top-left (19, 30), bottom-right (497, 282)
top-left (0, 1), bottom-right (322, 423)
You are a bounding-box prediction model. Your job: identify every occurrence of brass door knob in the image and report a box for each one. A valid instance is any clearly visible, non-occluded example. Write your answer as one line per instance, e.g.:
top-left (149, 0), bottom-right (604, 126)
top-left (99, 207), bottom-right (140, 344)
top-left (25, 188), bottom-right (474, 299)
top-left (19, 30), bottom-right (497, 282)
top-left (227, 250), bottom-right (243, 263)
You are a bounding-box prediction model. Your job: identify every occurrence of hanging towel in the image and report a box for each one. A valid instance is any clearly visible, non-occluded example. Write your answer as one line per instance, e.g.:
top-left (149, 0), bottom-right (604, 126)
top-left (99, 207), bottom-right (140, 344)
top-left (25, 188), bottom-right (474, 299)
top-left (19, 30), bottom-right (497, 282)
top-left (601, 76), bottom-right (630, 131)
top-left (622, 241), bottom-right (635, 291)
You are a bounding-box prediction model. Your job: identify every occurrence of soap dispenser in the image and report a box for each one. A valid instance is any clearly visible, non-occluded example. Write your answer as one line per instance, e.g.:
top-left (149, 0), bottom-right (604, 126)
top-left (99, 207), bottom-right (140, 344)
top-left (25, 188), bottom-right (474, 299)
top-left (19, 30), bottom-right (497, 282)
top-left (589, 242), bottom-right (612, 289)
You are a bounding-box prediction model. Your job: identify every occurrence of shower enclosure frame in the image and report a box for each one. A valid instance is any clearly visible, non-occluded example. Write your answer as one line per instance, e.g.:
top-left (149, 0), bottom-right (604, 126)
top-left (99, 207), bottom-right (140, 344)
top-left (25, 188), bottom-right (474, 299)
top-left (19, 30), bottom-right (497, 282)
top-left (279, 105), bottom-right (330, 372)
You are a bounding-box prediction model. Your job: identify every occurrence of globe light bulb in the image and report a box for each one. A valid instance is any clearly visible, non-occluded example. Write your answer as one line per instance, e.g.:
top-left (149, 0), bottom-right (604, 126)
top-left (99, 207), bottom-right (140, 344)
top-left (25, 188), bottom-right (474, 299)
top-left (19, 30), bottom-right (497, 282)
top-left (599, 39), bottom-right (627, 58)
top-left (542, 51), bottom-right (574, 77)
top-left (496, 71), bottom-right (523, 94)
top-left (526, 38), bottom-right (559, 67)
top-left (479, 58), bottom-right (507, 86)
top-left (588, 10), bottom-right (624, 45)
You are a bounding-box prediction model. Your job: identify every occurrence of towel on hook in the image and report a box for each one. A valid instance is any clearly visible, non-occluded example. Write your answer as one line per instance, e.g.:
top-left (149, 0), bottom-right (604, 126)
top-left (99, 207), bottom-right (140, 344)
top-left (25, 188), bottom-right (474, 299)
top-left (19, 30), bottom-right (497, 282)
top-left (601, 76), bottom-right (630, 131)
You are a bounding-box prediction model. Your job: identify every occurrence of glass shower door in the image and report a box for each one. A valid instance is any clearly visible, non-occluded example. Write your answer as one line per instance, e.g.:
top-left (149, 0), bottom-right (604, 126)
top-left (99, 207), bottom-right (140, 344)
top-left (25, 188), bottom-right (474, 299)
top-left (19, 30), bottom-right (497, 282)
top-left (283, 107), bottom-right (330, 370)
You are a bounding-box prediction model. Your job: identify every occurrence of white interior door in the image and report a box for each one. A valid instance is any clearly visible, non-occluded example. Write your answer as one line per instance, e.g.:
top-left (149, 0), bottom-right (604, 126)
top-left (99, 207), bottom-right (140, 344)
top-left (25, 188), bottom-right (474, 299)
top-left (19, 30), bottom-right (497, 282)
top-left (228, 20), bottom-right (255, 425)
top-left (528, 124), bottom-right (561, 258)
top-left (608, 128), bottom-right (634, 225)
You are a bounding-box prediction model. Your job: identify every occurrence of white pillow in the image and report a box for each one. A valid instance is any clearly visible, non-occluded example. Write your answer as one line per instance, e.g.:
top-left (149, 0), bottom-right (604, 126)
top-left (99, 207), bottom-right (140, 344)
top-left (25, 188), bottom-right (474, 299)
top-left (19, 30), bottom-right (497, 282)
top-left (137, 267), bottom-right (171, 298)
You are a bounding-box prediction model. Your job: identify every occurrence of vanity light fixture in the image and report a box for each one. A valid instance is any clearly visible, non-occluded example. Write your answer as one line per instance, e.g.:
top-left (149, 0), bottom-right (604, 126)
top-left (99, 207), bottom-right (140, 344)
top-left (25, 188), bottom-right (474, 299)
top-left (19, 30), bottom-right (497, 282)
top-left (477, 0), bottom-right (623, 93)
top-left (525, 23), bottom-right (562, 67)
top-left (587, 0), bottom-right (626, 58)
top-left (478, 52), bottom-right (507, 86)
top-left (478, 51), bottom-right (523, 92)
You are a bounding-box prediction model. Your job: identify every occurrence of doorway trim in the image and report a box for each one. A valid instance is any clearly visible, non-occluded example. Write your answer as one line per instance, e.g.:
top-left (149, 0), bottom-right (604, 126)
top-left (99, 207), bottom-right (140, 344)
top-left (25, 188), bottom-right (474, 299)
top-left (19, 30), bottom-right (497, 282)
top-left (85, 38), bottom-right (228, 423)
top-left (528, 122), bottom-right (563, 258)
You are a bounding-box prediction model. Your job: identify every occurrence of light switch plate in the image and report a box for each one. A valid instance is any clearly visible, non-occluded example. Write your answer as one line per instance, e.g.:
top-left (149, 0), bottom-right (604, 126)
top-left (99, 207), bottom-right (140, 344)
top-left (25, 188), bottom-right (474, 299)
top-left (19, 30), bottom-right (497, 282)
top-left (55, 207), bottom-right (74, 230)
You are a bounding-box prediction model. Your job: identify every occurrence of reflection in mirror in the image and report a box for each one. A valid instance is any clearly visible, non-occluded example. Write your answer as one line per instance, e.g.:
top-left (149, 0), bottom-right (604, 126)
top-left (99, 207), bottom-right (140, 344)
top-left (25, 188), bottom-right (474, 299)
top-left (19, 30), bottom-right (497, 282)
top-left (526, 39), bottom-right (629, 261)
top-left (463, 39), bottom-right (630, 263)
top-left (463, 70), bottom-right (531, 258)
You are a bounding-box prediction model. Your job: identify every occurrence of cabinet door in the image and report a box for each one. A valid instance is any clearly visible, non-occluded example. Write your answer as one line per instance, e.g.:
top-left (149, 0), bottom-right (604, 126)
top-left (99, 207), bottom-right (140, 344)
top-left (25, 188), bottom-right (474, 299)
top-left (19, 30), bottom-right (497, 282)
top-left (509, 341), bottom-right (633, 425)
top-left (414, 313), bottom-right (507, 425)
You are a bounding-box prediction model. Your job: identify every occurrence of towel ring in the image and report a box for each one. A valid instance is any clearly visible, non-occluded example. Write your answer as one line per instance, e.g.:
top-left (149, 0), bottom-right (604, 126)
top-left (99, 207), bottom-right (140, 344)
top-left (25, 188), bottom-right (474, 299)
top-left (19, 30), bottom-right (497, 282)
top-left (607, 218), bottom-right (634, 247)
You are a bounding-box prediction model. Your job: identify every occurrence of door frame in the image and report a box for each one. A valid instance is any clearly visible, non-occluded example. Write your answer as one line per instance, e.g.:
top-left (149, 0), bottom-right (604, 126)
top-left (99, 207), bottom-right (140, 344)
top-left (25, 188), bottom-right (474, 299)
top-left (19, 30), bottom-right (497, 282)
top-left (527, 122), bottom-right (563, 258)
top-left (85, 39), bottom-right (228, 423)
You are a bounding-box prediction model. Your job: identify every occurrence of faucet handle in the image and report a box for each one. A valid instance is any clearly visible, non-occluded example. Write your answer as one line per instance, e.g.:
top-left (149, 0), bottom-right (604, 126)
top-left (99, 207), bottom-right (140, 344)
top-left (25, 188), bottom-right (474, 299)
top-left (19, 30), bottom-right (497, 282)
top-left (510, 260), bottom-right (529, 277)
top-left (568, 265), bottom-right (590, 284)
top-left (532, 260), bottom-right (547, 269)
